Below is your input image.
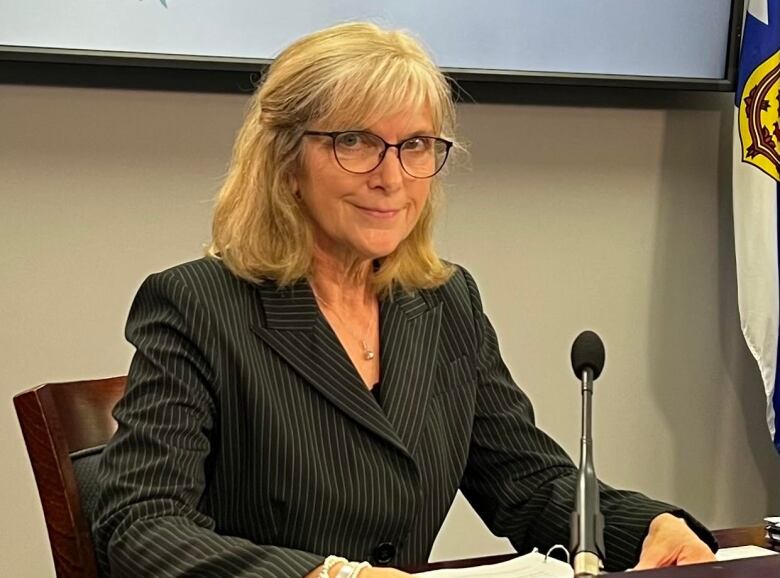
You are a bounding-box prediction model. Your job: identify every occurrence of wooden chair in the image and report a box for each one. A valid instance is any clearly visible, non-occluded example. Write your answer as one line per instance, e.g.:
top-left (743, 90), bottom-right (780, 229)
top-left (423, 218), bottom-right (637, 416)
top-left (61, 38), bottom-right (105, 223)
top-left (14, 376), bottom-right (127, 578)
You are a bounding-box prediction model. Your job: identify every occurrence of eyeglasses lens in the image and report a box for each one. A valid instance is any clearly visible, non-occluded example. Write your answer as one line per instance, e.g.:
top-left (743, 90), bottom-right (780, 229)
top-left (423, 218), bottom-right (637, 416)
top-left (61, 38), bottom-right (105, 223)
top-left (333, 132), bottom-right (447, 178)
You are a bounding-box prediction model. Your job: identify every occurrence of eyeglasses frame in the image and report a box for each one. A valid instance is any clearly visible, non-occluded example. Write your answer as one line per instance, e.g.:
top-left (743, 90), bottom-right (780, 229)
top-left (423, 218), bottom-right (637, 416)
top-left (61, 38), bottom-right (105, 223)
top-left (302, 130), bottom-right (453, 179)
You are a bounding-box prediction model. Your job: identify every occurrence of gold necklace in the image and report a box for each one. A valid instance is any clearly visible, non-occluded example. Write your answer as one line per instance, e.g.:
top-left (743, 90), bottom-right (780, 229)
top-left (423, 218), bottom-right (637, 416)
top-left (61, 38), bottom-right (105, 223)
top-left (311, 288), bottom-right (376, 361)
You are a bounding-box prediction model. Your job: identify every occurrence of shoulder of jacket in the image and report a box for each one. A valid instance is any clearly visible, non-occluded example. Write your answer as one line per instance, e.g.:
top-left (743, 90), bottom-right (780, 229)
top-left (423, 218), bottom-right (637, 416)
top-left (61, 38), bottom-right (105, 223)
top-left (152, 256), bottom-right (237, 287)
top-left (141, 257), bottom-right (258, 306)
top-left (432, 262), bottom-right (475, 300)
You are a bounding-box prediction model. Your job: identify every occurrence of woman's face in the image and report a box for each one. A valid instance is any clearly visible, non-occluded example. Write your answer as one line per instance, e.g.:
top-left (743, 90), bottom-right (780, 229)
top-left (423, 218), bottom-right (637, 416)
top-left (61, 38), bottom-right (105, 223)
top-left (296, 108), bottom-right (434, 263)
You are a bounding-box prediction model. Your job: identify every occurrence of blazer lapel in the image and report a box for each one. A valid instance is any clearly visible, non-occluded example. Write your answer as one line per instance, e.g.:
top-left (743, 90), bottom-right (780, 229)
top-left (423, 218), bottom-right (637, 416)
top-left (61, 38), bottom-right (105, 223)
top-left (249, 281), bottom-right (409, 456)
top-left (379, 289), bottom-right (441, 460)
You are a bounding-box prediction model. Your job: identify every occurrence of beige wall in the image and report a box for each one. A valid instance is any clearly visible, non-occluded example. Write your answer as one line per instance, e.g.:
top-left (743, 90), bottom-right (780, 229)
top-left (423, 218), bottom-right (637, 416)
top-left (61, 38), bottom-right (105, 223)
top-left (1, 83), bottom-right (778, 575)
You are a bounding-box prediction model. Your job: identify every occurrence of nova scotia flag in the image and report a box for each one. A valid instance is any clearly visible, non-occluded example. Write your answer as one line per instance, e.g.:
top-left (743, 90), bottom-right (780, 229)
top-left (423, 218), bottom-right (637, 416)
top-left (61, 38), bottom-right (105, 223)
top-left (733, 0), bottom-right (780, 453)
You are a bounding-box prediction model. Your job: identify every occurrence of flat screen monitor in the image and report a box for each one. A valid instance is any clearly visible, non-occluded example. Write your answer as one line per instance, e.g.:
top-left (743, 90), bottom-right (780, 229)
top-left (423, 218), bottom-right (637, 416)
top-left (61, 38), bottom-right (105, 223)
top-left (0, 0), bottom-right (744, 96)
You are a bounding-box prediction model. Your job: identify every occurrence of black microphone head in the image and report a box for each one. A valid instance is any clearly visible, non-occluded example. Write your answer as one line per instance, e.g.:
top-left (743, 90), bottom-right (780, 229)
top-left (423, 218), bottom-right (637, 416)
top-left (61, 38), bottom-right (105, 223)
top-left (571, 330), bottom-right (606, 380)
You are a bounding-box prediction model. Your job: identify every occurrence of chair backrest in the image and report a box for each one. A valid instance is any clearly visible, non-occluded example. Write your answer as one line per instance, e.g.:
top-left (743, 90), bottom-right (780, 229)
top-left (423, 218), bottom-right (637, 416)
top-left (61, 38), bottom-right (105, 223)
top-left (14, 376), bottom-right (127, 578)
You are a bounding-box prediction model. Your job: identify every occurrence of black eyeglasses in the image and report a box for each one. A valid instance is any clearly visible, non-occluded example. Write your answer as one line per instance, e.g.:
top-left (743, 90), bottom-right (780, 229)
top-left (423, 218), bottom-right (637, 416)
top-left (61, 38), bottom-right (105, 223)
top-left (302, 130), bottom-right (453, 179)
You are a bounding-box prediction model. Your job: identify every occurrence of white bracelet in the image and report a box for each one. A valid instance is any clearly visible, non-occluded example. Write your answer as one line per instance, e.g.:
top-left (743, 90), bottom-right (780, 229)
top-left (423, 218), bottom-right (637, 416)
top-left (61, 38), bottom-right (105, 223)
top-left (335, 562), bottom-right (358, 578)
top-left (319, 555), bottom-right (348, 578)
top-left (350, 561), bottom-right (372, 577)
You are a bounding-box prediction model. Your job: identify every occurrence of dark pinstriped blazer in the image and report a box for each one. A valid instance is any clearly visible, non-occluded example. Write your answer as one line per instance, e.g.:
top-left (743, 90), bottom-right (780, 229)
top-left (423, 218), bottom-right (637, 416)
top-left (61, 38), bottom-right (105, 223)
top-left (93, 257), bottom-right (714, 577)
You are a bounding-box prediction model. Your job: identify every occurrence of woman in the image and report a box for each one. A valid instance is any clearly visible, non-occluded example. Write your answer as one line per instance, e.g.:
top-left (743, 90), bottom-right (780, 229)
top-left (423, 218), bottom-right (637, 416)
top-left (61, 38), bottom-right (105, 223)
top-left (94, 22), bottom-right (716, 578)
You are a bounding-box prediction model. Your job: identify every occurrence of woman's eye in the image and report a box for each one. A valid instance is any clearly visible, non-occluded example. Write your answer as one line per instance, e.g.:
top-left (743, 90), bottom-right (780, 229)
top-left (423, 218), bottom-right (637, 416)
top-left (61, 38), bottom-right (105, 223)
top-left (403, 137), bottom-right (430, 151)
top-left (338, 133), bottom-right (365, 148)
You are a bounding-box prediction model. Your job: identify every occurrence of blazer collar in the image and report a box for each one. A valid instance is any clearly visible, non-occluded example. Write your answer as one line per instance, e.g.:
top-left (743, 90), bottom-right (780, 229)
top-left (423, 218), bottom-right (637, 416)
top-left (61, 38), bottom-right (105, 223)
top-left (255, 280), bottom-right (433, 329)
top-left (379, 290), bottom-right (442, 460)
top-left (256, 279), bottom-right (320, 330)
top-left (250, 280), bottom-right (441, 461)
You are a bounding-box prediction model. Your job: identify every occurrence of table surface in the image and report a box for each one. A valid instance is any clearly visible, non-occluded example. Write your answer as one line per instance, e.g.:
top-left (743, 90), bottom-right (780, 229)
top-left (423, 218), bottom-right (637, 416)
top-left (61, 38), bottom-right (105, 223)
top-left (408, 526), bottom-right (780, 577)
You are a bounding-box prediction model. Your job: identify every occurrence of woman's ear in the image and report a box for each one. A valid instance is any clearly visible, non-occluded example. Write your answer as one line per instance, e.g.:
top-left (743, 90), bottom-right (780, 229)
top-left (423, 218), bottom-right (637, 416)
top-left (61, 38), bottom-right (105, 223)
top-left (290, 173), bottom-right (302, 200)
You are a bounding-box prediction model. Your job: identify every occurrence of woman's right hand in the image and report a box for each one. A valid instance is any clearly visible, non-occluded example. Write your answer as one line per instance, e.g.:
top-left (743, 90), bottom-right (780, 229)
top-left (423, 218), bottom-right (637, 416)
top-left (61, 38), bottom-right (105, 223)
top-left (362, 568), bottom-right (413, 578)
top-left (306, 564), bottom-right (414, 578)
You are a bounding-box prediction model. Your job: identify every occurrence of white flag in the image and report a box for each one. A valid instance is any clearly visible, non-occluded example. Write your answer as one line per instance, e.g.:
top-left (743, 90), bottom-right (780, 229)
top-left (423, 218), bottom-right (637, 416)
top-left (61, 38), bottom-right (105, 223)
top-left (733, 0), bottom-right (780, 453)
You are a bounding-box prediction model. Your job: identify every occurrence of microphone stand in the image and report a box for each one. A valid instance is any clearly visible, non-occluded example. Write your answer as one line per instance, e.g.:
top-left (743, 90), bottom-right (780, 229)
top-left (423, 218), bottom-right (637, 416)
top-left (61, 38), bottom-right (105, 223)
top-left (570, 366), bottom-right (605, 576)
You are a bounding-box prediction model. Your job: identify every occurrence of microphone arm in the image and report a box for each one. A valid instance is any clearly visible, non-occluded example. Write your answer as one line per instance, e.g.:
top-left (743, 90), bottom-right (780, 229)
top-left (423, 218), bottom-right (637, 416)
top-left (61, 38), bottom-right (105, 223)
top-left (570, 366), bottom-right (605, 576)
top-left (569, 330), bottom-right (606, 576)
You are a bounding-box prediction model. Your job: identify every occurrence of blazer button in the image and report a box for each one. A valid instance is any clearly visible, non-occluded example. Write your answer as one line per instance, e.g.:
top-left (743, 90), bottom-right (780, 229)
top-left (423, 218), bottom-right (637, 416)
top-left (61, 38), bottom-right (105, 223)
top-left (371, 542), bottom-right (396, 565)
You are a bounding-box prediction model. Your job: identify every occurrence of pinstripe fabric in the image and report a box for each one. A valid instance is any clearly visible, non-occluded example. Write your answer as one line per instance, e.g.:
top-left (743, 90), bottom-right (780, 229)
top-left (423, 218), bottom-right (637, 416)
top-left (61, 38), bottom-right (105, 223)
top-left (93, 257), bottom-right (714, 577)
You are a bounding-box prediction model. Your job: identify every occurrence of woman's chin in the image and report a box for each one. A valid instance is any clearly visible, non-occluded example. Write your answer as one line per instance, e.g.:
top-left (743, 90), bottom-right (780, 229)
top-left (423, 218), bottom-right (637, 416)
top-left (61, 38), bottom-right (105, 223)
top-left (360, 240), bottom-right (404, 261)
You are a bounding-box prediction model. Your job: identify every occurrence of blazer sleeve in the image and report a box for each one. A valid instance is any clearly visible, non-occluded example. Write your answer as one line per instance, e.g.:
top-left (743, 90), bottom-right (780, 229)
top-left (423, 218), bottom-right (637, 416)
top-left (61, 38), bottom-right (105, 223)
top-left (455, 267), bottom-right (716, 572)
top-left (93, 270), bottom-right (322, 578)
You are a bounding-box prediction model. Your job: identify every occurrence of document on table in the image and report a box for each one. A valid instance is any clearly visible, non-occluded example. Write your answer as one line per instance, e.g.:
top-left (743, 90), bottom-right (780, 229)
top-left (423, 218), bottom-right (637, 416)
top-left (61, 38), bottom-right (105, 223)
top-left (413, 545), bottom-right (777, 577)
top-left (716, 546), bottom-right (778, 561)
top-left (413, 549), bottom-right (573, 578)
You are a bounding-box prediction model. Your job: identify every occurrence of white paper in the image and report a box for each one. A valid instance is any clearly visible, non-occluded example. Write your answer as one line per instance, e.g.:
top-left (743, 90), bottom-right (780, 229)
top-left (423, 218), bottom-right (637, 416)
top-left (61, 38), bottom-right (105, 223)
top-left (414, 549), bottom-right (573, 578)
top-left (715, 546), bottom-right (778, 561)
top-left (413, 545), bottom-right (777, 577)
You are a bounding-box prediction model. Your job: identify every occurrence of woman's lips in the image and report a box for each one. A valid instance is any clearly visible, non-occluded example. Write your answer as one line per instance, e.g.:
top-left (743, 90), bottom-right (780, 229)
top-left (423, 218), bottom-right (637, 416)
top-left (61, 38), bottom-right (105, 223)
top-left (355, 205), bottom-right (401, 219)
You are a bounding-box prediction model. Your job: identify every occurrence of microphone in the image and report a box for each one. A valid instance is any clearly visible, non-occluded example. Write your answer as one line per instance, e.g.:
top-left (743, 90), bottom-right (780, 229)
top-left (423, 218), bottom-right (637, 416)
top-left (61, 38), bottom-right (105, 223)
top-left (569, 330), bottom-right (606, 576)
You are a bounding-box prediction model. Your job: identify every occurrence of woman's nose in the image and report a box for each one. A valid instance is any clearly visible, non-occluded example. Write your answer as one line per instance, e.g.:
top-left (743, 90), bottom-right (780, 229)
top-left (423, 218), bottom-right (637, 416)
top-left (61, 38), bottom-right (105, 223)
top-left (372, 147), bottom-right (404, 190)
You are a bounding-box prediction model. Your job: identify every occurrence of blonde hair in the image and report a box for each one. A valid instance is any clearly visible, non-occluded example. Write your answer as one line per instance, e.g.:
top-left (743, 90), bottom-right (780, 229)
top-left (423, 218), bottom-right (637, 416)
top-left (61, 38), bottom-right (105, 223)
top-left (208, 22), bottom-right (455, 297)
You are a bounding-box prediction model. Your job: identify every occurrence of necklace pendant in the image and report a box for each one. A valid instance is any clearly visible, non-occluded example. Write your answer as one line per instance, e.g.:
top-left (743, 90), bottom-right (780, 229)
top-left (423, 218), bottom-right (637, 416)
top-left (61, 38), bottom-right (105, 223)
top-left (360, 340), bottom-right (375, 361)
